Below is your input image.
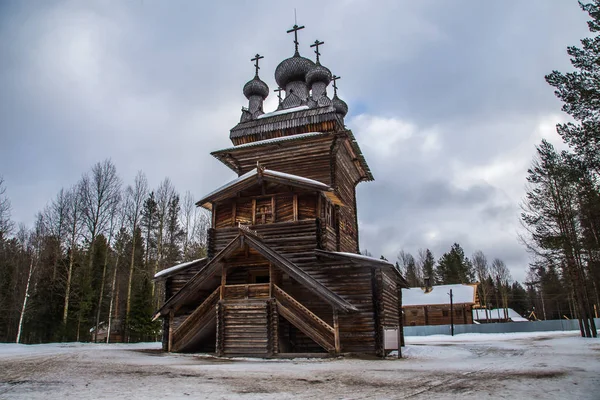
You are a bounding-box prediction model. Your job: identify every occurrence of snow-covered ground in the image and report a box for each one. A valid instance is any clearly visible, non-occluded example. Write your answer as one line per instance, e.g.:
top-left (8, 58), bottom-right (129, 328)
top-left (0, 331), bottom-right (598, 399)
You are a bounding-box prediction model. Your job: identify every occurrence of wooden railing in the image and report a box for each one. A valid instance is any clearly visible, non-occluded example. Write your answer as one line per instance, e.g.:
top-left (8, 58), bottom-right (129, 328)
top-left (222, 283), bottom-right (270, 300)
top-left (171, 286), bottom-right (220, 351)
top-left (273, 285), bottom-right (335, 352)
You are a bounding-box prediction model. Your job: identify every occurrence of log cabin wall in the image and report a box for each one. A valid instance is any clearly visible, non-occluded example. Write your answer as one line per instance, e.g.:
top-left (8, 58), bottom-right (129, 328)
top-left (381, 269), bottom-right (400, 328)
top-left (403, 304), bottom-right (474, 326)
top-left (332, 141), bottom-right (362, 253)
top-left (226, 136), bottom-right (335, 184)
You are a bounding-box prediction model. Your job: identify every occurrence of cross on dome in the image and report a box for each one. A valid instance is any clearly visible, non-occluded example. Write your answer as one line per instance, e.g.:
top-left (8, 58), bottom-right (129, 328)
top-left (274, 87), bottom-right (284, 104)
top-left (332, 75), bottom-right (341, 96)
top-left (286, 24), bottom-right (305, 55)
top-left (310, 40), bottom-right (324, 63)
top-left (251, 54), bottom-right (264, 76)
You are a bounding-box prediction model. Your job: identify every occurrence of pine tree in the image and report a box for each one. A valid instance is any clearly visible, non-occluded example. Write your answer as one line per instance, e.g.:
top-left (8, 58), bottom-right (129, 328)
top-left (419, 249), bottom-right (435, 284)
top-left (435, 243), bottom-right (474, 284)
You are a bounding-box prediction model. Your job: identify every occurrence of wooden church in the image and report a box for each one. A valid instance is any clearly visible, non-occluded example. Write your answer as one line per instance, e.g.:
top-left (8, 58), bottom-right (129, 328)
top-left (153, 25), bottom-right (407, 357)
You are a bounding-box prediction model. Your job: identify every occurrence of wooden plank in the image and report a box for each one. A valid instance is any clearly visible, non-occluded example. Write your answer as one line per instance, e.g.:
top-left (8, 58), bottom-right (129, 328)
top-left (333, 308), bottom-right (341, 354)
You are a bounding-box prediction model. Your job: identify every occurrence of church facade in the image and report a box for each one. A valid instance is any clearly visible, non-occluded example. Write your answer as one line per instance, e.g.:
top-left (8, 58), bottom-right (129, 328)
top-left (153, 25), bottom-right (407, 357)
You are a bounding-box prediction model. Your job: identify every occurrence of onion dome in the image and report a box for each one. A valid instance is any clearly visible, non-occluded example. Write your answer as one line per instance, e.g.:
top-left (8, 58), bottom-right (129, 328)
top-left (243, 75), bottom-right (269, 100)
top-left (274, 54), bottom-right (315, 89)
top-left (306, 62), bottom-right (332, 86)
top-left (332, 94), bottom-right (348, 117)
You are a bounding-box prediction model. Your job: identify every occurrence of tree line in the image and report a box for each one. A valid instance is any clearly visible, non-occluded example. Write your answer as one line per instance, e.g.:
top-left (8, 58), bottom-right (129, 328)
top-left (520, 0), bottom-right (600, 338)
top-left (0, 160), bottom-right (209, 344)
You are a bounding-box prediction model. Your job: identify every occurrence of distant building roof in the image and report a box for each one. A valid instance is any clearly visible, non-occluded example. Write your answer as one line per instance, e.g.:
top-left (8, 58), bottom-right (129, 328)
top-left (402, 284), bottom-right (478, 307)
top-left (472, 308), bottom-right (529, 322)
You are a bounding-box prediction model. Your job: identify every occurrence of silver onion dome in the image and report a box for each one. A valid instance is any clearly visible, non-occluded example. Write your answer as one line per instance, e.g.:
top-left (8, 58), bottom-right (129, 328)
top-left (306, 62), bottom-right (332, 86)
top-left (274, 54), bottom-right (315, 89)
top-left (243, 75), bottom-right (269, 100)
top-left (332, 94), bottom-right (348, 117)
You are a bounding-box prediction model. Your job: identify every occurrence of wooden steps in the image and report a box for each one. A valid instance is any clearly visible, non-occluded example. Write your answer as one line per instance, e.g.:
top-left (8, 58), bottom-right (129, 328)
top-left (171, 287), bottom-right (220, 352)
top-left (273, 285), bottom-right (336, 353)
top-left (220, 299), bottom-right (271, 357)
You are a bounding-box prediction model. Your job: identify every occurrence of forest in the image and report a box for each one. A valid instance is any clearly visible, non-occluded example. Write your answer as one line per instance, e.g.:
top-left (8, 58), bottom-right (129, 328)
top-left (0, 163), bottom-right (210, 344)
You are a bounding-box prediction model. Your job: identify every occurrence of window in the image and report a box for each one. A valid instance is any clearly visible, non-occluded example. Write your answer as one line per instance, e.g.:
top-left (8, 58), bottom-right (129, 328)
top-left (411, 310), bottom-right (418, 316)
top-left (442, 310), bottom-right (449, 317)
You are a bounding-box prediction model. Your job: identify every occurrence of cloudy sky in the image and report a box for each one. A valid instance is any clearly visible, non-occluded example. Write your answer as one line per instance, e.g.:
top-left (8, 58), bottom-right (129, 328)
top-left (0, 0), bottom-right (591, 282)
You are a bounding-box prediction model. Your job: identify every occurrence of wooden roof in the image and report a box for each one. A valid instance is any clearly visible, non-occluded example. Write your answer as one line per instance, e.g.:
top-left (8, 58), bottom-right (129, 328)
top-left (195, 167), bottom-right (343, 210)
top-left (315, 249), bottom-right (409, 287)
top-left (230, 106), bottom-right (343, 139)
top-left (153, 227), bottom-right (358, 319)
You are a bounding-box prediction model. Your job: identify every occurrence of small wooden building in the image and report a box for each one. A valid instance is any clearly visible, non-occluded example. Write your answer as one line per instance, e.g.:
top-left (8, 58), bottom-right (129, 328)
top-left (402, 284), bottom-right (479, 326)
top-left (152, 26), bottom-right (407, 357)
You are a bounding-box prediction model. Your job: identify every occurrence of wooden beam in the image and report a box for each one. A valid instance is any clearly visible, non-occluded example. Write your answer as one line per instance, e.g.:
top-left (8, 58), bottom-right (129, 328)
top-left (271, 196), bottom-right (276, 222)
top-left (333, 308), bottom-right (341, 354)
top-left (424, 305), bottom-right (429, 325)
top-left (221, 264), bottom-right (226, 300)
top-left (211, 202), bottom-right (217, 228)
top-left (252, 199), bottom-right (257, 225)
top-left (397, 284), bottom-right (404, 358)
top-left (231, 201), bottom-right (237, 226)
top-left (293, 194), bottom-right (298, 221)
top-left (168, 310), bottom-right (174, 352)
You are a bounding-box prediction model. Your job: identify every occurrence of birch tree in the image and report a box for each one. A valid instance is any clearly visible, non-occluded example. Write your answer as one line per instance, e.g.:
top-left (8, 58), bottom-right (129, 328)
top-left (472, 250), bottom-right (491, 319)
top-left (125, 171), bottom-right (148, 337)
top-left (62, 184), bottom-right (84, 331)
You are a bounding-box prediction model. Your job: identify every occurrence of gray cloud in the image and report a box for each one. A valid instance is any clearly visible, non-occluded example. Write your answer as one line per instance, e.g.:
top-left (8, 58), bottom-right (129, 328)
top-left (0, 0), bottom-right (591, 282)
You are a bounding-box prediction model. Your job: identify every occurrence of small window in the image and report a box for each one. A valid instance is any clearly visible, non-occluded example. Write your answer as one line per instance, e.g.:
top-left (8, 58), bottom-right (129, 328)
top-left (442, 310), bottom-right (449, 317)
top-left (254, 275), bottom-right (269, 284)
top-left (411, 310), bottom-right (418, 316)
top-left (456, 309), bottom-right (462, 316)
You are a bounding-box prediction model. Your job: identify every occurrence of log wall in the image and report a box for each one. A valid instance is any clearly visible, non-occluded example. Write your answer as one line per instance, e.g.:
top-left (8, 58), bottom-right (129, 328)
top-left (403, 304), bottom-right (474, 326)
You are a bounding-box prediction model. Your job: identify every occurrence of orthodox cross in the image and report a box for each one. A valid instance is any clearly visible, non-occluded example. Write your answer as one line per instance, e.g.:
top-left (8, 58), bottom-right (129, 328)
top-left (286, 24), bottom-right (305, 54)
top-left (251, 54), bottom-right (264, 76)
top-left (332, 75), bottom-right (341, 96)
top-left (274, 87), bottom-right (284, 103)
top-left (310, 40), bottom-right (324, 63)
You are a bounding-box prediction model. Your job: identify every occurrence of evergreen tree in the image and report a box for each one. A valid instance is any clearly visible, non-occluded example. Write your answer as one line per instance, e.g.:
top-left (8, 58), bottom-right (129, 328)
top-left (435, 243), bottom-right (474, 284)
top-left (419, 249), bottom-right (435, 284)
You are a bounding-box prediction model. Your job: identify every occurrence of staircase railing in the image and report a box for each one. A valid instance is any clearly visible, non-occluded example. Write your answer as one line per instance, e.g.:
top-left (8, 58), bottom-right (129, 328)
top-left (171, 286), bottom-right (220, 351)
top-left (273, 284), bottom-right (335, 352)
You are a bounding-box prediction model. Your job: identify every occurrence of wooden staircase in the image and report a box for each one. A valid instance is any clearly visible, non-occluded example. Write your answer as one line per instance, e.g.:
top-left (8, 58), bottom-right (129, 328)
top-left (170, 287), bottom-right (220, 352)
top-left (218, 299), bottom-right (271, 357)
top-left (273, 285), bottom-right (336, 353)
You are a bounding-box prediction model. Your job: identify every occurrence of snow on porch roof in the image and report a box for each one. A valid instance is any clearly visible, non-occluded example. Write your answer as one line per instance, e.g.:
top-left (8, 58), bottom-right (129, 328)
top-left (402, 284), bottom-right (477, 307)
top-left (195, 167), bottom-right (341, 210)
top-left (153, 257), bottom-right (208, 280)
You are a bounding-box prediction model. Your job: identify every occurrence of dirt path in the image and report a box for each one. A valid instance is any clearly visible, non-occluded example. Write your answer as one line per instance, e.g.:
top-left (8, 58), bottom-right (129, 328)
top-left (0, 332), bottom-right (598, 399)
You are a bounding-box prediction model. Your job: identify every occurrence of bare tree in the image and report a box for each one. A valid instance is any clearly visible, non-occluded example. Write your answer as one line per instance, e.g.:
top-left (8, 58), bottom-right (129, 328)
top-left (180, 191), bottom-right (209, 261)
top-left (472, 250), bottom-right (490, 321)
top-left (125, 171), bottom-right (148, 337)
top-left (43, 188), bottom-right (70, 282)
top-left (153, 178), bottom-right (176, 298)
top-left (491, 258), bottom-right (512, 320)
top-left (62, 184), bottom-right (84, 330)
top-left (93, 191), bottom-right (121, 342)
top-left (0, 176), bottom-right (14, 238)
top-left (16, 216), bottom-right (44, 343)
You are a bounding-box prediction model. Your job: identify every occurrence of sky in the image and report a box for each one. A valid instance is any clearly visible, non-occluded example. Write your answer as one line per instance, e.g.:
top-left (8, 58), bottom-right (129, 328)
top-left (0, 0), bottom-right (592, 282)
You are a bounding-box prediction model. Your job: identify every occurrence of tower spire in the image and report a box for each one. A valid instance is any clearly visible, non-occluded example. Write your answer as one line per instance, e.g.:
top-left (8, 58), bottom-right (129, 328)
top-left (251, 54), bottom-right (264, 77)
top-left (310, 40), bottom-right (324, 64)
top-left (286, 24), bottom-right (305, 55)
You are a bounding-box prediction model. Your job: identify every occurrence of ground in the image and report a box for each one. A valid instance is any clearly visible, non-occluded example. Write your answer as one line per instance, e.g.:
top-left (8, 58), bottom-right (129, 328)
top-left (0, 331), bottom-right (598, 399)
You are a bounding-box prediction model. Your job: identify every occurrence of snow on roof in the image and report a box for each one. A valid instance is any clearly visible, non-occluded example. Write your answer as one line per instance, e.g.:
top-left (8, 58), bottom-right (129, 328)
top-left (196, 168), bottom-right (332, 208)
top-left (257, 105), bottom-right (309, 119)
top-left (213, 132), bottom-right (327, 153)
top-left (154, 258), bottom-right (207, 279)
top-left (329, 251), bottom-right (394, 266)
top-left (472, 308), bottom-right (529, 322)
top-left (197, 168), bottom-right (258, 204)
top-left (402, 284), bottom-right (476, 307)
top-left (264, 169), bottom-right (330, 190)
